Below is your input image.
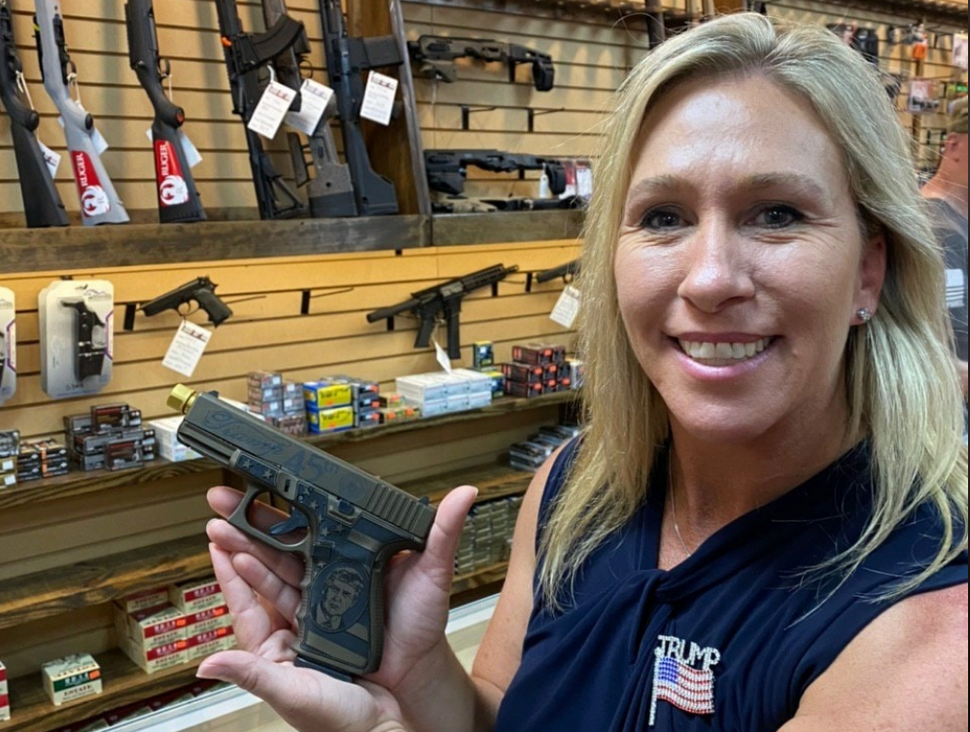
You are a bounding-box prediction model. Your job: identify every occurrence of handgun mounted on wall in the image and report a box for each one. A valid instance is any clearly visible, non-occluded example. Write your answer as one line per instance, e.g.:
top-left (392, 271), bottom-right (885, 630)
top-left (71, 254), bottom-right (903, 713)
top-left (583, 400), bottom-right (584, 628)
top-left (168, 385), bottom-right (436, 679)
top-left (140, 277), bottom-right (232, 326)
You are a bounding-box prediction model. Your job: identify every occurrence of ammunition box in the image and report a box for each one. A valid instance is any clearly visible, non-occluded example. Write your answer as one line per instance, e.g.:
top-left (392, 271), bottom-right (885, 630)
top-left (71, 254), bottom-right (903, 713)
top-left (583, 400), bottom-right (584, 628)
top-left (505, 380), bottom-right (545, 399)
top-left (247, 370), bottom-right (283, 389)
top-left (168, 577), bottom-right (223, 614)
top-left (41, 653), bottom-right (102, 706)
top-left (116, 587), bottom-right (169, 615)
top-left (306, 405), bottom-right (355, 434)
top-left (303, 381), bottom-right (353, 409)
top-left (500, 362), bottom-right (544, 383)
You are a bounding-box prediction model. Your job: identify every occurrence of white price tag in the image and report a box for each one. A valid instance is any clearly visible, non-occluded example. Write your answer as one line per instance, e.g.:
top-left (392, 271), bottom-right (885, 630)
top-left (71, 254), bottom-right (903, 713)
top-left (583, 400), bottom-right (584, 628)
top-left (162, 320), bottom-right (212, 377)
top-left (576, 166), bottom-right (593, 198)
top-left (179, 131), bottom-right (203, 168)
top-left (946, 269), bottom-right (965, 309)
top-left (550, 285), bottom-right (581, 328)
top-left (285, 79), bottom-right (334, 135)
top-left (360, 71), bottom-right (398, 126)
top-left (58, 115), bottom-right (109, 154)
top-left (247, 81), bottom-right (298, 139)
top-left (91, 126), bottom-right (109, 155)
top-left (147, 128), bottom-right (202, 169)
top-left (38, 139), bottom-right (61, 178)
top-left (434, 338), bottom-right (453, 374)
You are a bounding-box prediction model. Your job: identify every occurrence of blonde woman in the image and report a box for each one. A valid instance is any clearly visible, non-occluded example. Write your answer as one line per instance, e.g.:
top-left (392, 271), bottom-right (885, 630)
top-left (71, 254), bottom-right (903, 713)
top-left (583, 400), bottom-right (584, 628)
top-left (201, 13), bottom-right (968, 732)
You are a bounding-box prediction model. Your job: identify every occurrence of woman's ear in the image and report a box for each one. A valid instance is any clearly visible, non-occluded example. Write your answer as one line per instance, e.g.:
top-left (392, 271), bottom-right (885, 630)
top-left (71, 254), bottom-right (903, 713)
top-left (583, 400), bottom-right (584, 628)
top-left (856, 232), bottom-right (887, 315)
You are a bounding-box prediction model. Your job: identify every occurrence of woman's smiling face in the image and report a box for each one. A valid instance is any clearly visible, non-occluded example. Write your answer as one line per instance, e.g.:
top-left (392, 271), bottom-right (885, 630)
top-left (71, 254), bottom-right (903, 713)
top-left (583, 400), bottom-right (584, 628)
top-left (615, 73), bottom-right (885, 444)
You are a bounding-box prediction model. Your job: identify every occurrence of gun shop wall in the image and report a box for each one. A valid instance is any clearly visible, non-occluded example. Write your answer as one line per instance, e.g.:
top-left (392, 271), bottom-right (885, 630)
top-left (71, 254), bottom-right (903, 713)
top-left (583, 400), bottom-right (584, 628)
top-left (0, 0), bottom-right (967, 715)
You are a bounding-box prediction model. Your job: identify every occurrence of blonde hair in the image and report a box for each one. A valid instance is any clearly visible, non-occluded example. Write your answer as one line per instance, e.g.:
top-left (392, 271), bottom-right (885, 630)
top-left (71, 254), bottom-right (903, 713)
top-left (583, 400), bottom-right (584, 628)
top-left (538, 13), bottom-right (968, 609)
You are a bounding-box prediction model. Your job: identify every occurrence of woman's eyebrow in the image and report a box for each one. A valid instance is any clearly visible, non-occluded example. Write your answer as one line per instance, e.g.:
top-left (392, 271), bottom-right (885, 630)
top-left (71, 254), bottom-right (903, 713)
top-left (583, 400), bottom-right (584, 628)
top-left (624, 172), bottom-right (829, 205)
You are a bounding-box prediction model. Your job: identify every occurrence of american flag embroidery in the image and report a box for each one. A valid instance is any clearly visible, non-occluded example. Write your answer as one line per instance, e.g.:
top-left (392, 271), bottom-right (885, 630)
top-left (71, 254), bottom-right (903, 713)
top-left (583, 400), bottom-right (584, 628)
top-left (648, 635), bottom-right (720, 726)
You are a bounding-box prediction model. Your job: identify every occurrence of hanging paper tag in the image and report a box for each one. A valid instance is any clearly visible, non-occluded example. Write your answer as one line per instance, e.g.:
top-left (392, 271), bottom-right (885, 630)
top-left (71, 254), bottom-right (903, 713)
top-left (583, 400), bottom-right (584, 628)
top-left (147, 128), bottom-right (202, 169)
top-left (360, 71), bottom-right (398, 126)
top-left (550, 285), bottom-right (581, 328)
top-left (179, 130), bottom-right (203, 168)
top-left (247, 81), bottom-right (297, 139)
top-left (162, 320), bottom-right (212, 377)
top-left (946, 269), bottom-right (965, 309)
top-left (91, 127), bottom-right (110, 155)
top-left (62, 114), bottom-right (109, 154)
top-left (434, 338), bottom-right (453, 374)
top-left (954, 33), bottom-right (968, 71)
top-left (38, 139), bottom-right (61, 178)
top-left (285, 79), bottom-right (334, 135)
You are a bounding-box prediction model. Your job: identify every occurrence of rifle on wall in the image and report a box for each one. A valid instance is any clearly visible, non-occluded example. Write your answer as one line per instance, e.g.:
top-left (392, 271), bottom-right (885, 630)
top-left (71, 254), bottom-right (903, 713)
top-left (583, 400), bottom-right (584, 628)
top-left (424, 149), bottom-right (566, 197)
top-left (0, 0), bottom-right (68, 227)
top-left (125, 0), bottom-right (206, 223)
top-left (213, 0), bottom-right (307, 219)
top-left (319, 0), bottom-right (402, 217)
top-left (262, 0), bottom-right (357, 217)
top-left (33, 0), bottom-right (129, 225)
top-left (366, 264), bottom-right (519, 360)
top-left (407, 35), bottom-right (555, 91)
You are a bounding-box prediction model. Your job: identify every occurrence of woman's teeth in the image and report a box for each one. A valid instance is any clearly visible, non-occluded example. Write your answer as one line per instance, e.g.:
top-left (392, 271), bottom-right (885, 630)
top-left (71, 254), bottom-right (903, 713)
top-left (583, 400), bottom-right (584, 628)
top-left (678, 337), bottom-right (771, 362)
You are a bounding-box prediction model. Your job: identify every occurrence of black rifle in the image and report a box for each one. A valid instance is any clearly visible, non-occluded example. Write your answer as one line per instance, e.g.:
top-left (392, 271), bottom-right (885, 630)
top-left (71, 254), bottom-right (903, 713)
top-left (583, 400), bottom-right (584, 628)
top-left (214, 0), bottom-right (307, 219)
top-left (319, 0), bottom-right (402, 216)
top-left (62, 299), bottom-right (107, 381)
top-left (141, 276), bottom-right (233, 326)
top-left (432, 195), bottom-right (583, 214)
top-left (169, 384), bottom-right (436, 679)
top-left (424, 149), bottom-right (566, 198)
top-left (126, 0), bottom-right (206, 223)
top-left (535, 259), bottom-right (580, 284)
top-left (366, 264), bottom-right (518, 359)
top-left (0, 0), bottom-right (68, 228)
top-left (407, 35), bottom-right (554, 91)
top-left (262, 0), bottom-right (356, 217)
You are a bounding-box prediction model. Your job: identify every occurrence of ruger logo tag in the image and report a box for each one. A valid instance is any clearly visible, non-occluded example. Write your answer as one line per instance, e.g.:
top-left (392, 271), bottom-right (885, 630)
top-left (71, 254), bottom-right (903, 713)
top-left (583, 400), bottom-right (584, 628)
top-left (71, 151), bottom-right (111, 217)
top-left (155, 139), bottom-right (189, 206)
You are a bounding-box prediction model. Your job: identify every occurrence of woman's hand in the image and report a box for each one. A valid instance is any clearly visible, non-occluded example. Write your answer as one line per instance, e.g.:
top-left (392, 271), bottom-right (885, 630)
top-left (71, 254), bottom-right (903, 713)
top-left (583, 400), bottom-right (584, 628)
top-left (198, 483), bottom-right (479, 732)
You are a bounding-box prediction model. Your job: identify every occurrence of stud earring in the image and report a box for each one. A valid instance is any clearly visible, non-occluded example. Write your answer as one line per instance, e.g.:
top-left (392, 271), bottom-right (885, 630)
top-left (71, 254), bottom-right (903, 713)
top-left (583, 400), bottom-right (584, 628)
top-left (857, 307), bottom-right (873, 323)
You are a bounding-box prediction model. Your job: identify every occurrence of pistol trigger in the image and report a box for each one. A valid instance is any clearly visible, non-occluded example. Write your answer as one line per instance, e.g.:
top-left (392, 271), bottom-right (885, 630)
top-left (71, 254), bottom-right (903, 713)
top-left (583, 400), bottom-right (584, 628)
top-left (269, 511), bottom-right (309, 536)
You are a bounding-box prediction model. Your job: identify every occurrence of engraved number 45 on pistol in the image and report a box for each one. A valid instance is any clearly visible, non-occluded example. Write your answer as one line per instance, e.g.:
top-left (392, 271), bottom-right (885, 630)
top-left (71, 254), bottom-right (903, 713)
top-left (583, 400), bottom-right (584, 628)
top-left (168, 384), bottom-right (436, 680)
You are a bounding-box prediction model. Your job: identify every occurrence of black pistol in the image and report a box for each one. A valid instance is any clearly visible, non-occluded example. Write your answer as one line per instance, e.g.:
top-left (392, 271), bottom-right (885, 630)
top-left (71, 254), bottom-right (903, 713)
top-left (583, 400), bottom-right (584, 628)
top-left (168, 385), bottom-right (436, 679)
top-left (140, 277), bottom-right (233, 326)
top-left (62, 299), bottom-right (107, 381)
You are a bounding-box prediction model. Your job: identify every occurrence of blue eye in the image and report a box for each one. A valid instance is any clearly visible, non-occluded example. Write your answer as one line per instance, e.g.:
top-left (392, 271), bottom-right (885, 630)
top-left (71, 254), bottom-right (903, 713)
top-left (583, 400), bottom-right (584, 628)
top-left (640, 208), bottom-right (685, 230)
top-left (751, 205), bottom-right (802, 229)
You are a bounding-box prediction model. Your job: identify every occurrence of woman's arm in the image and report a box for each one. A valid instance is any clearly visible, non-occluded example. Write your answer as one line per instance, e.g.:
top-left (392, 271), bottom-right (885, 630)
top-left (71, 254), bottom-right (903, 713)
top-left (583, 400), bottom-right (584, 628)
top-left (781, 583), bottom-right (968, 731)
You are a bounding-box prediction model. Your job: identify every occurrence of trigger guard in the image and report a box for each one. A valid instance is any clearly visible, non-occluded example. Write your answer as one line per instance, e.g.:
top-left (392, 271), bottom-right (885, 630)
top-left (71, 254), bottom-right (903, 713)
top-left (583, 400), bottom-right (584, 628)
top-left (270, 511), bottom-right (309, 536)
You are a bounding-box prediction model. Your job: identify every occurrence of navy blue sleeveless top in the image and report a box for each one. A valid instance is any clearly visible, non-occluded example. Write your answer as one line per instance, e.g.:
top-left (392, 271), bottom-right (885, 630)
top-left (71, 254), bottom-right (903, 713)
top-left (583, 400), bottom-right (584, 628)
top-left (495, 440), bottom-right (968, 732)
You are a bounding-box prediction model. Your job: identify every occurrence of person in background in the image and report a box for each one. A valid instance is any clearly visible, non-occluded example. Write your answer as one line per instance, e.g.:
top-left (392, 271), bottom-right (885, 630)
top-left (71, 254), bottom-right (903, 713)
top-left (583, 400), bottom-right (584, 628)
top-left (199, 14), bottom-right (968, 732)
top-left (920, 95), bottom-right (967, 438)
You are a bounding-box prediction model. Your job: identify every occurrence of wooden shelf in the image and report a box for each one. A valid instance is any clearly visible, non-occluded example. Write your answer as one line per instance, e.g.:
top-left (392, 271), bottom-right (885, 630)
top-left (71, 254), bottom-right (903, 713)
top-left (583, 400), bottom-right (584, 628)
top-left (0, 390), bottom-right (577, 512)
top-left (3, 648), bottom-right (204, 732)
top-left (0, 215), bottom-right (429, 275)
top-left (0, 462), bottom-right (534, 631)
top-left (0, 458), bottom-right (222, 511)
top-left (431, 209), bottom-right (584, 246)
top-left (0, 535), bottom-right (212, 631)
top-left (0, 209), bottom-right (586, 275)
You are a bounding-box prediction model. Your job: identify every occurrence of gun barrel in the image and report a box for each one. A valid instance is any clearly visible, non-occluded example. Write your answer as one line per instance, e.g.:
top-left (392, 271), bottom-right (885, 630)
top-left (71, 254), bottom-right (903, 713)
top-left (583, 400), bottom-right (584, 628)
top-left (535, 260), bottom-right (579, 283)
top-left (366, 297), bottom-right (421, 323)
top-left (141, 277), bottom-right (210, 316)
